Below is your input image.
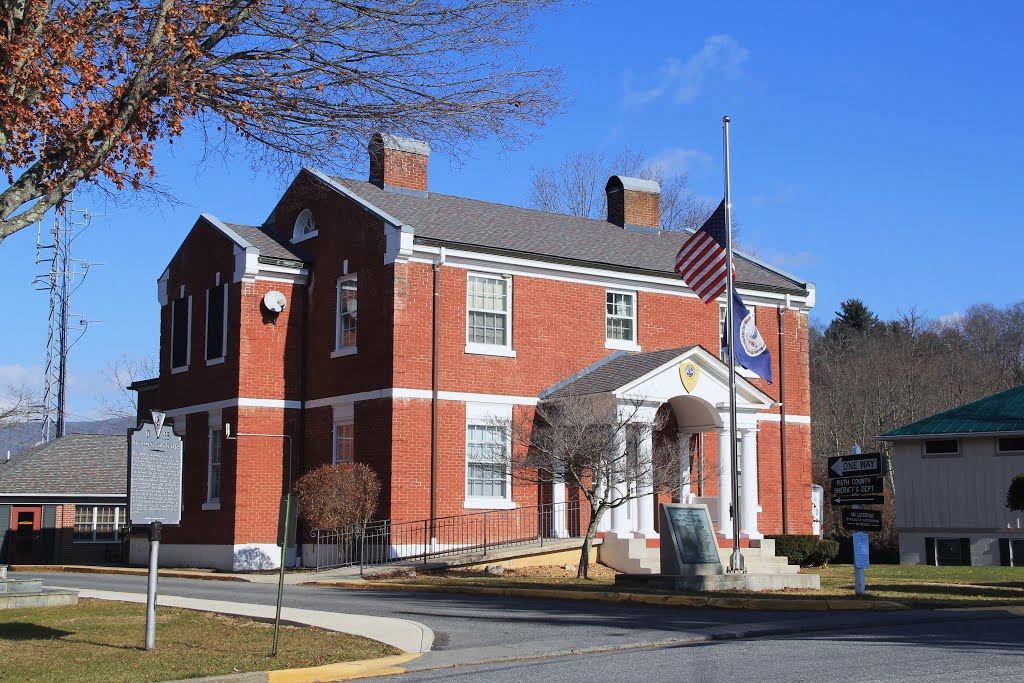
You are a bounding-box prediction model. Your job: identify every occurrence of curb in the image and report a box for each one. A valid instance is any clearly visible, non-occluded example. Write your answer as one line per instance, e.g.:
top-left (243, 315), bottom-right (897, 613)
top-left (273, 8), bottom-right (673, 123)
top-left (166, 654), bottom-right (422, 683)
top-left (309, 580), bottom-right (910, 611)
top-left (9, 564), bottom-right (249, 582)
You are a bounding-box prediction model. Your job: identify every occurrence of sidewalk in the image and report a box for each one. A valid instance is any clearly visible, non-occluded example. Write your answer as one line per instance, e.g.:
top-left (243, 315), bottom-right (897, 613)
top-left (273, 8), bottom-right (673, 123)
top-left (54, 586), bottom-right (434, 654)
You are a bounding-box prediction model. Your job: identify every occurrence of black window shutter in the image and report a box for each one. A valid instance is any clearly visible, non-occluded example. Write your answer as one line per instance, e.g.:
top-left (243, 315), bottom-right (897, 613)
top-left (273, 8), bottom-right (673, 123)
top-left (206, 285), bottom-right (225, 360)
top-left (959, 538), bottom-right (972, 566)
top-left (999, 539), bottom-right (1011, 566)
top-left (925, 537), bottom-right (936, 566)
top-left (172, 298), bottom-right (189, 368)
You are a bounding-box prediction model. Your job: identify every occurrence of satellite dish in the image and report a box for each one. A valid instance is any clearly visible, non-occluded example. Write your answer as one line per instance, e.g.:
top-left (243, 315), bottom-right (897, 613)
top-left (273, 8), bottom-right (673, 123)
top-left (263, 290), bottom-right (287, 314)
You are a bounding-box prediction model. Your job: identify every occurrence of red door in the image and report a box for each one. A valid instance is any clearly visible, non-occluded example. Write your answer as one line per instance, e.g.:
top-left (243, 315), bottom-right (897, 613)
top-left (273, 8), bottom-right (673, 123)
top-left (9, 507), bottom-right (42, 564)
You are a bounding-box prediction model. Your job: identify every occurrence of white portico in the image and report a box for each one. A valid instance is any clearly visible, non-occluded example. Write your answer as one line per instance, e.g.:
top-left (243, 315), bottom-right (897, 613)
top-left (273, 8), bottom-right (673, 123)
top-left (543, 345), bottom-right (775, 545)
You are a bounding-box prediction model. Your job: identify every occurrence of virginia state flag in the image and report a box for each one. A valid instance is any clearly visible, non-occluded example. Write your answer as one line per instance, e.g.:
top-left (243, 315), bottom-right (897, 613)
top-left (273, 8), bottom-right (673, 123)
top-left (722, 290), bottom-right (773, 384)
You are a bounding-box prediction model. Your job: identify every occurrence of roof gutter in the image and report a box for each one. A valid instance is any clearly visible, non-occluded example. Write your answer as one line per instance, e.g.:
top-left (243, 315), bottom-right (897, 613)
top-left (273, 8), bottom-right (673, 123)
top-left (877, 430), bottom-right (1024, 441)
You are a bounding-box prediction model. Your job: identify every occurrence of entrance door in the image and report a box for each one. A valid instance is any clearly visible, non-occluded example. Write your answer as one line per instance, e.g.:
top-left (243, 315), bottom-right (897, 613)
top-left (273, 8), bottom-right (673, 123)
top-left (9, 506), bottom-right (42, 564)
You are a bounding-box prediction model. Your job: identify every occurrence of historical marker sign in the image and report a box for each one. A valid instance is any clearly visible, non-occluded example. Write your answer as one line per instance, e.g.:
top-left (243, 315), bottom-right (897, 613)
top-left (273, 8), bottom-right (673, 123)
top-left (659, 503), bottom-right (723, 576)
top-left (128, 421), bottom-right (184, 526)
top-left (828, 452), bottom-right (883, 479)
top-left (843, 508), bottom-right (883, 532)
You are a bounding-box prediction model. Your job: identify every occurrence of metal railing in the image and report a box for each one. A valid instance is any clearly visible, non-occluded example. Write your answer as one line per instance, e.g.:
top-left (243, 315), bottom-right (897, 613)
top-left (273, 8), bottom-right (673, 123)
top-left (311, 500), bottom-right (583, 572)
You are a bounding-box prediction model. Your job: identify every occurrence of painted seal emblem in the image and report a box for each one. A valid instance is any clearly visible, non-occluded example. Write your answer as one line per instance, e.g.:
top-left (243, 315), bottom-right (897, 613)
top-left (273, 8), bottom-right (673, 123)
top-left (679, 361), bottom-right (700, 393)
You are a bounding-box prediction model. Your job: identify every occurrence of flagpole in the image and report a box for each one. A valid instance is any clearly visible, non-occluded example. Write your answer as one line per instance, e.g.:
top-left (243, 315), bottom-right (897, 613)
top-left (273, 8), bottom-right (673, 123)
top-left (723, 115), bottom-right (744, 573)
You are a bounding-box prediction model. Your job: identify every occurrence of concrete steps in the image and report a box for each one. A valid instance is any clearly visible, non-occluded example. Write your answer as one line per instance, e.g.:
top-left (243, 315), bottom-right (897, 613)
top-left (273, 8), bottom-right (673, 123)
top-left (0, 565), bottom-right (78, 610)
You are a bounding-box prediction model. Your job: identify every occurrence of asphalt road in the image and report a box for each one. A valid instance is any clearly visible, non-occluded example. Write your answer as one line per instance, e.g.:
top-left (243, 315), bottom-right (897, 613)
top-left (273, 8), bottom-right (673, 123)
top-left (24, 571), bottom-right (1024, 679)
top-left (381, 614), bottom-right (1024, 682)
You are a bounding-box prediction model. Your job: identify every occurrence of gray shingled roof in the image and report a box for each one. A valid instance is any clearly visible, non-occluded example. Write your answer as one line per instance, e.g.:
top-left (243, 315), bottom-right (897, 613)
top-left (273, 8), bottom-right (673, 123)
top-left (546, 346), bottom-right (697, 398)
top-left (224, 222), bottom-right (309, 264)
top-left (0, 434), bottom-right (126, 495)
top-left (330, 177), bottom-right (806, 293)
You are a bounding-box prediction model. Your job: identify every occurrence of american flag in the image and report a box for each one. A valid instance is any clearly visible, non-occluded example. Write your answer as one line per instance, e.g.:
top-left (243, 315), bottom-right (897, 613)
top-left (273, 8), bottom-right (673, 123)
top-left (674, 200), bottom-right (733, 303)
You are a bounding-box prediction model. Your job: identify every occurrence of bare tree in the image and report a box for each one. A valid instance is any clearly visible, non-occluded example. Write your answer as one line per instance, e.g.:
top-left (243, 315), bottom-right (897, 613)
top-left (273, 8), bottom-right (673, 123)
top-left (498, 392), bottom-right (688, 578)
top-left (0, 0), bottom-right (566, 246)
top-left (96, 353), bottom-right (157, 422)
top-left (0, 385), bottom-right (43, 429)
top-left (528, 147), bottom-right (716, 233)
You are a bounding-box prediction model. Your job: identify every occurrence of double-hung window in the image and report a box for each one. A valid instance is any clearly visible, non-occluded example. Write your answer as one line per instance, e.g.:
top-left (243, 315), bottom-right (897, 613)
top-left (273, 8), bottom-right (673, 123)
top-left (465, 403), bottom-right (514, 509)
top-left (207, 427), bottom-right (222, 506)
top-left (466, 274), bottom-right (514, 356)
top-left (332, 404), bottom-right (354, 463)
top-left (605, 290), bottom-right (639, 350)
top-left (171, 296), bottom-right (191, 372)
top-left (74, 506), bottom-right (124, 542)
top-left (205, 283), bottom-right (227, 363)
top-left (333, 275), bottom-right (357, 356)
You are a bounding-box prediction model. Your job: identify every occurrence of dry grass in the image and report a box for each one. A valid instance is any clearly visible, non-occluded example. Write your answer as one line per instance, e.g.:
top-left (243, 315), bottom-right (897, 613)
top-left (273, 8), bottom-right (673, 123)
top-left (0, 599), bottom-right (399, 683)
top-left (375, 562), bottom-right (1024, 606)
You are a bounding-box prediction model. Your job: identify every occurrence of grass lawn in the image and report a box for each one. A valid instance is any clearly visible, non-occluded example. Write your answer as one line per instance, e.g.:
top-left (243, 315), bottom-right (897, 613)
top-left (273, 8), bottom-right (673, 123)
top-left (372, 563), bottom-right (1024, 606)
top-left (0, 599), bottom-right (399, 683)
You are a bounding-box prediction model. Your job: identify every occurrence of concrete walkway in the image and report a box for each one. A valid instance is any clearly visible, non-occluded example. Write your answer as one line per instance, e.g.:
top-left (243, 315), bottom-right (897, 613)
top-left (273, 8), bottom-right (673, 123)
top-left (59, 587), bottom-right (434, 653)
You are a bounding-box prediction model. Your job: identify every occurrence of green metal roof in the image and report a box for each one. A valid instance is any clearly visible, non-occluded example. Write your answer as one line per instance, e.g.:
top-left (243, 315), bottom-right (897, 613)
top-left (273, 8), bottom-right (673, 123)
top-left (879, 384), bottom-right (1024, 439)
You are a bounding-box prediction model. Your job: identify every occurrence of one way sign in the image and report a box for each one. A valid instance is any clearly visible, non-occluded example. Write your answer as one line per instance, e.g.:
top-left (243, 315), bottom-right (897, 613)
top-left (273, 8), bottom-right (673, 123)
top-left (828, 452), bottom-right (883, 479)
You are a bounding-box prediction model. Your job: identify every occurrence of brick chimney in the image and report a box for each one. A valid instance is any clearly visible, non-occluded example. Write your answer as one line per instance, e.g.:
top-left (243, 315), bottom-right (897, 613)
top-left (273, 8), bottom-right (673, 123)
top-left (605, 176), bottom-right (660, 234)
top-left (368, 133), bottom-right (430, 196)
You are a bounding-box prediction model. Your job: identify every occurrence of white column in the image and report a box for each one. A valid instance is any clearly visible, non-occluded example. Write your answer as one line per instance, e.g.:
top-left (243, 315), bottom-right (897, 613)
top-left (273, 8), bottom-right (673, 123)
top-left (609, 425), bottom-right (630, 538)
top-left (740, 427), bottom-right (761, 539)
top-left (717, 429), bottom-right (733, 539)
top-left (679, 432), bottom-right (692, 502)
top-left (551, 464), bottom-right (569, 539)
top-left (635, 423), bottom-right (656, 538)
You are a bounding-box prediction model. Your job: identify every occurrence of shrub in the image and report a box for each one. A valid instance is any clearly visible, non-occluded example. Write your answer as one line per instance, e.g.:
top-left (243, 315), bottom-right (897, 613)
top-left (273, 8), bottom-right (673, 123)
top-left (767, 534), bottom-right (840, 567)
top-left (294, 462), bottom-right (381, 530)
top-left (1007, 473), bottom-right (1024, 512)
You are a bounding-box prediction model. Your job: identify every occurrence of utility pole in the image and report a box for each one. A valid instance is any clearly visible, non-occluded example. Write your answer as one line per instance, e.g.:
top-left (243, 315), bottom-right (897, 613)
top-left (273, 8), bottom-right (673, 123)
top-left (34, 198), bottom-right (99, 441)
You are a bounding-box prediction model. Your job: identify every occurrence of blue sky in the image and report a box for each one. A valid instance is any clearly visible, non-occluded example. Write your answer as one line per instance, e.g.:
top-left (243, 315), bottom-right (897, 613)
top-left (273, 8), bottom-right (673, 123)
top-left (3, 1), bottom-right (1023, 419)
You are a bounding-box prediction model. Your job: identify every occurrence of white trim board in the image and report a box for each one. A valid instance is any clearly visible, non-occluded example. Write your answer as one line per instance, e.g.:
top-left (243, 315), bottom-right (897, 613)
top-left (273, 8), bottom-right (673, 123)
top-left (163, 397), bottom-right (303, 418)
top-left (408, 245), bottom-right (815, 312)
top-left (757, 414), bottom-right (812, 424)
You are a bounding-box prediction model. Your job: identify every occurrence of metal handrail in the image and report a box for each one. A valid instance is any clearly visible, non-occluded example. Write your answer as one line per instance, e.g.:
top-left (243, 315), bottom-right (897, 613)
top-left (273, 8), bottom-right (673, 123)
top-left (310, 500), bottom-right (582, 572)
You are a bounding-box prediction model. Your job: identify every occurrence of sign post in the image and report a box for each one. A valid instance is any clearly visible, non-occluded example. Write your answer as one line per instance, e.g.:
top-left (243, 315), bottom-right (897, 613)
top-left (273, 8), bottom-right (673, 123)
top-left (830, 445), bottom-right (879, 598)
top-left (272, 493), bottom-right (296, 657)
top-left (128, 411), bottom-right (183, 652)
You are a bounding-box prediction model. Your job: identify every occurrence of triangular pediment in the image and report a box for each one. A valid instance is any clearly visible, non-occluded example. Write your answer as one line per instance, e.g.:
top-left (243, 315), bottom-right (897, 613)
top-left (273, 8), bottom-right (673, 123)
top-left (615, 346), bottom-right (773, 410)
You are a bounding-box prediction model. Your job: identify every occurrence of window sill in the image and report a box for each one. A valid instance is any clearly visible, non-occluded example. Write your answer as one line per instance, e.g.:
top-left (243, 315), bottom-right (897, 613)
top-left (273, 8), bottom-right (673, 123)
top-left (464, 497), bottom-right (517, 510)
top-left (331, 346), bottom-right (358, 358)
top-left (465, 343), bottom-right (516, 358)
top-left (171, 365), bottom-right (189, 375)
top-left (73, 539), bottom-right (121, 544)
top-left (206, 357), bottom-right (225, 367)
top-left (605, 339), bottom-right (641, 352)
top-left (202, 502), bottom-right (221, 511)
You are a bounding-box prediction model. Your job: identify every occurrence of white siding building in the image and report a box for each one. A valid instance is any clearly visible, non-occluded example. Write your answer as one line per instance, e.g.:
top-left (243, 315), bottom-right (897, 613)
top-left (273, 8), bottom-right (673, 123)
top-left (879, 385), bottom-right (1024, 566)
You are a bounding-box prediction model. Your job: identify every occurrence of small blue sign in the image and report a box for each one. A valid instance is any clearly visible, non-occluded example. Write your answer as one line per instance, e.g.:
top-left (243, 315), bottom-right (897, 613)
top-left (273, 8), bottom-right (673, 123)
top-left (853, 532), bottom-right (870, 569)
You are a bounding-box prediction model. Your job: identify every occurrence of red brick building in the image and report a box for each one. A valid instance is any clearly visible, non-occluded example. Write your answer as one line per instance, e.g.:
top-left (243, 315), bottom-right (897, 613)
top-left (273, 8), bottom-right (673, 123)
top-left (134, 134), bottom-right (816, 570)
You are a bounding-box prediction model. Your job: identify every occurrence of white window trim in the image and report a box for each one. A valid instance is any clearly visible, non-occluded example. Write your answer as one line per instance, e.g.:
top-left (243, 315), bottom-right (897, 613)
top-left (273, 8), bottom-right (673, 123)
top-left (332, 403), bottom-right (355, 464)
top-left (464, 402), bottom-right (515, 509)
top-left (171, 295), bottom-right (192, 373)
top-left (922, 438), bottom-right (961, 457)
top-left (205, 284), bottom-right (229, 365)
top-left (465, 273), bottom-right (515, 357)
top-left (206, 413), bottom-right (223, 506)
top-left (996, 436), bottom-right (1024, 455)
top-left (292, 208), bottom-right (318, 243)
top-left (605, 289), bottom-right (641, 351)
top-left (334, 274), bottom-right (358, 355)
top-left (73, 506), bottom-right (123, 543)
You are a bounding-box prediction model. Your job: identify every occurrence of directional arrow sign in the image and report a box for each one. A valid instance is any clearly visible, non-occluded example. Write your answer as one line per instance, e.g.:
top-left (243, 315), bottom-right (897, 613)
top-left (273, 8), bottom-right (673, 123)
top-left (830, 475), bottom-right (884, 497)
top-left (832, 493), bottom-right (884, 506)
top-left (828, 452), bottom-right (883, 479)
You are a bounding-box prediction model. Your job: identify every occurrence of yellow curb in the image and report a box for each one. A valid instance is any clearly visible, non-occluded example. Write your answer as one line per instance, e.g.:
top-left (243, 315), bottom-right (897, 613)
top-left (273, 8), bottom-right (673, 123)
top-left (8, 564), bottom-right (247, 582)
top-left (267, 653), bottom-right (421, 683)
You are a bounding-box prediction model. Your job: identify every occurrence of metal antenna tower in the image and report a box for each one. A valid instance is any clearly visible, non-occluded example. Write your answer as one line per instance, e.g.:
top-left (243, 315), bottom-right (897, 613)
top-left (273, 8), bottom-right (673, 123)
top-left (34, 197), bottom-right (98, 441)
